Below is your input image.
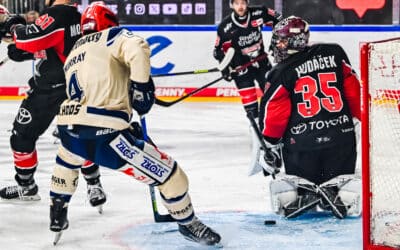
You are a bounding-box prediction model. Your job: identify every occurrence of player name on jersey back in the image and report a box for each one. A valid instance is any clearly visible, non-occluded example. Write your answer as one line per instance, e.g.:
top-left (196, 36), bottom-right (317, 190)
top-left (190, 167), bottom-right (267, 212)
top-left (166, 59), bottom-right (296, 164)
top-left (295, 55), bottom-right (337, 77)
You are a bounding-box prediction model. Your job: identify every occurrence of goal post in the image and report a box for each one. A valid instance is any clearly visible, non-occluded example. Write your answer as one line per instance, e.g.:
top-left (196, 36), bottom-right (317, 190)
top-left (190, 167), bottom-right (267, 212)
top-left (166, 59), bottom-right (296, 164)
top-left (361, 38), bottom-right (400, 250)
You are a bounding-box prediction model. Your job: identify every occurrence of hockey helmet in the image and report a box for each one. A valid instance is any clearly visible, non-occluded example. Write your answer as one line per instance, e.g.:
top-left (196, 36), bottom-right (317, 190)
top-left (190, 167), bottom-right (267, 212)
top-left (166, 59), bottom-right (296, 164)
top-left (271, 16), bottom-right (310, 63)
top-left (230, 0), bottom-right (249, 8)
top-left (81, 1), bottom-right (119, 35)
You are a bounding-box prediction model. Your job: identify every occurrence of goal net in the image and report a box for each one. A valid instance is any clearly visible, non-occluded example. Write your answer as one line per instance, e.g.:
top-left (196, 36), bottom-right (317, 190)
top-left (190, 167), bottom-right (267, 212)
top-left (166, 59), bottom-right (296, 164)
top-left (361, 38), bottom-right (400, 250)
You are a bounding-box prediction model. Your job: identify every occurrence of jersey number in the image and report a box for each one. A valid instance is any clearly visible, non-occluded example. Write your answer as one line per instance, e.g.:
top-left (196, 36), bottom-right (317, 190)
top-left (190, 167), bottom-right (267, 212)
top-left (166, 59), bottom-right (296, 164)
top-left (67, 72), bottom-right (83, 101)
top-left (294, 72), bottom-right (343, 118)
top-left (35, 14), bottom-right (55, 30)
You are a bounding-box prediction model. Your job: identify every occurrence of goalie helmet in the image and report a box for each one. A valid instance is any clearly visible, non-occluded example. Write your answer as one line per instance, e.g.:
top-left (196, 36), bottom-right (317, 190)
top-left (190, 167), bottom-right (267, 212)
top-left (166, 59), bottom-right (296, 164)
top-left (229, 0), bottom-right (249, 8)
top-left (271, 16), bottom-right (310, 63)
top-left (81, 1), bottom-right (119, 35)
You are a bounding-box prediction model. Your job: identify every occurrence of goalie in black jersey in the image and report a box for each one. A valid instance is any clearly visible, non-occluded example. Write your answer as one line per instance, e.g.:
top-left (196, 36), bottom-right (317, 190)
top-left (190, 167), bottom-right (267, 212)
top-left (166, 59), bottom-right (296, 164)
top-left (256, 16), bottom-right (362, 219)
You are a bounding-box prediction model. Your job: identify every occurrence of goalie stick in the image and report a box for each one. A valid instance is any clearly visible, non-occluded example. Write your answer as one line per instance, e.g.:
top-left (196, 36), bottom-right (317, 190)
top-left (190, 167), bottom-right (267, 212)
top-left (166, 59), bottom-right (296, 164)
top-left (155, 52), bottom-right (269, 107)
top-left (152, 47), bottom-right (235, 78)
top-left (246, 112), bottom-right (280, 179)
top-left (0, 56), bottom-right (9, 67)
top-left (140, 116), bottom-right (175, 223)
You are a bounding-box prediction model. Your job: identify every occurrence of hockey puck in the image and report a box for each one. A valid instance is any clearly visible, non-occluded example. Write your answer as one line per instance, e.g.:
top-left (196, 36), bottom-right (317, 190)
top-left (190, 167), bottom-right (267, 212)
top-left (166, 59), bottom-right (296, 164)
top-left (264, 220), bottom-right (276, 225)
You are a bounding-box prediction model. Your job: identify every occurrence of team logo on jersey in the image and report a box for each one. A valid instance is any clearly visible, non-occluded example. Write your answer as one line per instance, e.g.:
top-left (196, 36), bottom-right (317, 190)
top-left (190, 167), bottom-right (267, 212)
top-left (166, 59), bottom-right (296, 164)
top-left (290, 123), bottom-right (307, 135)
top-left (16, 108), bottom-right (32, 124)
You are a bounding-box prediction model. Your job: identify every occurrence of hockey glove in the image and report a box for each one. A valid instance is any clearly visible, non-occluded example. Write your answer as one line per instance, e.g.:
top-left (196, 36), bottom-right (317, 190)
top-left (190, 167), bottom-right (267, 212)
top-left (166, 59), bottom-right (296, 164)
top-left (7, 44), bottom-right (33, 62)
top-left (130, 78), bottom-right (155, 115)
top-left (3, 15), bottom-right (25, 35)
top-left (221, 66), bottom-right (234, 81)
top-left (262, 140), bottom-right (282, 176)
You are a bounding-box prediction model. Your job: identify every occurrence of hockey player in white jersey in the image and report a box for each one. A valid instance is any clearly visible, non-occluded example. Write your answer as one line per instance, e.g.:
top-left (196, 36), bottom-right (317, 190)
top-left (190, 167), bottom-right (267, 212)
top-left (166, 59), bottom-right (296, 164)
top-left (49, 2), bottom-right (221, 246)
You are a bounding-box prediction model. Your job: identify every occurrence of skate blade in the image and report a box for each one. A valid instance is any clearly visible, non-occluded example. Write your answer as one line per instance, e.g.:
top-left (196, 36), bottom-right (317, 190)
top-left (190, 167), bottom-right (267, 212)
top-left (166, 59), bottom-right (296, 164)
top-left (53, 231), bottom-right (63, 245)
top-left (1, 194), bottom-right (41, 202)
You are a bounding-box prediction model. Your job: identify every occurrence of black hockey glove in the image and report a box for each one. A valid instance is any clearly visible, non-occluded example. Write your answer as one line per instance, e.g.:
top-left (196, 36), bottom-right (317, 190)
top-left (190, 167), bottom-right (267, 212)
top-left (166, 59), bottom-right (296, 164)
top-left (7, 44), bottom-right (34, 62)
top-left (3, 15), bottom-right (25, 35)
top-left (262, 140), bottom-right (282, 177)
top-left (221, 66), bottom-right (234, 81)
top-left (130, 77), bottom-right (155, 115)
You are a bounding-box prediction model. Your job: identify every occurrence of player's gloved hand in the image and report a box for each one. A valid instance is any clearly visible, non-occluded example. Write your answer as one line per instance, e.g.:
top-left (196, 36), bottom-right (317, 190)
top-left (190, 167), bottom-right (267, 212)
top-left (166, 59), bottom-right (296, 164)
top-left (130, 77), bottom-right (155, 115)
top-left (221, 66), bottom-right (233, 81)
top-left (3, 15), bottom-right (26, 35)
top-left (7, 44), bottom-right (34, 62)
top-left (261, 140), bottom-right (282, 176)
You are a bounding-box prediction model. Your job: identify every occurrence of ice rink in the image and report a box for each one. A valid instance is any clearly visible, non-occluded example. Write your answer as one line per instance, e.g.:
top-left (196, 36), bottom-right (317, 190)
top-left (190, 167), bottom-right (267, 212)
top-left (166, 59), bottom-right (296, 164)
top-left (0, 100), bottom-right (361, 250)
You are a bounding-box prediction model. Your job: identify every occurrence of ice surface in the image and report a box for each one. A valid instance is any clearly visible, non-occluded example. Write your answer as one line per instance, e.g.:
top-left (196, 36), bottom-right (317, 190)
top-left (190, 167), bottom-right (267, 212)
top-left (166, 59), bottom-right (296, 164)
top-left (0, 101), bottom-right (362, 249)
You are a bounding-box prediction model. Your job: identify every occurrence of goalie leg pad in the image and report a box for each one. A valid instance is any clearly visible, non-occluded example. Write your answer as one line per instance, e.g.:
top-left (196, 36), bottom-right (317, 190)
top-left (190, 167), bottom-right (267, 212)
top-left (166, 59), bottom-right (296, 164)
top-left (322, 175), bottom-right (361, 216)
top-left (158, 166), bottom-right (193, 223)
top-left (269, 177), bottom-right (298, 214)
top-left (110, 134), bottom-right (176, 185)
top-left (271, 176), bottom-right (321, 218)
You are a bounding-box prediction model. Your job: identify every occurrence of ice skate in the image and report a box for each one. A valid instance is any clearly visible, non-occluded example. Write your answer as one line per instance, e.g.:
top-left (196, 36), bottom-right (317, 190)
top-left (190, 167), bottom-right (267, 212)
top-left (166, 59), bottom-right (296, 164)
top-left (87, 183), bottom-right (107, 214)
top-left (50, 197), bottom-right (69, 245)
top-left (178, 217), bottom-right (222, 246)
top-left (0, 175), bottom-right (40, 201)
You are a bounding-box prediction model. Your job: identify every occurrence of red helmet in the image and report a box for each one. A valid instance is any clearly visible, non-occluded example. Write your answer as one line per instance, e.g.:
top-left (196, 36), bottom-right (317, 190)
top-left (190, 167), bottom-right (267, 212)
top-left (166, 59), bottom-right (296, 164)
top-left (81, 1), bottom-right (119, 35)
top-left (271, 16), bottom-right (310, 63)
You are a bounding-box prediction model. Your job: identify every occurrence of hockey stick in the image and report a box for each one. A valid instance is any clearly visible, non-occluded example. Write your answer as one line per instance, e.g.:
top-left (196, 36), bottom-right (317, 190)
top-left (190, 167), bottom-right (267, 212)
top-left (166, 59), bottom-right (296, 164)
top-left (155, 53), bottom-right (269, 107)
top-left (152, 47), bottom-right (235, 78)
top-left (155, 76), bottom-right (224, 107)
top-left (246, 112), bottom-right (280, 179)
top-left (152, 67), bottom-right (219, 78)
top-left (140, 116), bottom-right (175, 223)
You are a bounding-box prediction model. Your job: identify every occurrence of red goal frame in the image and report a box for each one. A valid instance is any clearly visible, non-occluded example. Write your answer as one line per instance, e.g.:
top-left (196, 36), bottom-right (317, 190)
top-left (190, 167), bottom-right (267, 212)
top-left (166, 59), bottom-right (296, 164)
top-left (360, 37), bottom-right (400, 250)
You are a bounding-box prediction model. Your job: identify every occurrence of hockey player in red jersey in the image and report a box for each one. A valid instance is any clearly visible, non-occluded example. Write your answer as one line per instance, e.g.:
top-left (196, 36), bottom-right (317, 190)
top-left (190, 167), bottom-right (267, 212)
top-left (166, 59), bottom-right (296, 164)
top-left (257, 16), bottom-right (361, 219)
top-left (0, 0), bottom-right (106, 210)
top-left (49, 2), bottom-right (221, 246)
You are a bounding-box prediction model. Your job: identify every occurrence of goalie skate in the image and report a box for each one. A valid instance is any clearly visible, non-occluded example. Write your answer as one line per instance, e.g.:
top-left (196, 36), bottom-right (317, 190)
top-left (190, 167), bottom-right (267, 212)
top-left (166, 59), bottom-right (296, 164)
top-left (87, 183), bottom-right (106, 214)
top-left (178, 217), bottom-right (222, 246)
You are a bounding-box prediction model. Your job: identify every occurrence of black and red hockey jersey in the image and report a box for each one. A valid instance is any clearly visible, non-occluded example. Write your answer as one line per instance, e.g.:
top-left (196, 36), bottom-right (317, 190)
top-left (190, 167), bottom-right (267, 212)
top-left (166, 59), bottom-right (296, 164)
top-left (213, 6), bottom-right (282, 67)
top-left (259, 43), bottom-right (361, 151)
top-left (13, 5), bottom-right (81, 89)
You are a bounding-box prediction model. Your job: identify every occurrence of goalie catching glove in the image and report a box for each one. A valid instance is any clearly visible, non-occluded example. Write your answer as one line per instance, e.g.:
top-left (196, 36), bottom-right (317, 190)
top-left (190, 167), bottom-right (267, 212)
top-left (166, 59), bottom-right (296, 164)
top-left (130, 77), bottom-right (155, 115)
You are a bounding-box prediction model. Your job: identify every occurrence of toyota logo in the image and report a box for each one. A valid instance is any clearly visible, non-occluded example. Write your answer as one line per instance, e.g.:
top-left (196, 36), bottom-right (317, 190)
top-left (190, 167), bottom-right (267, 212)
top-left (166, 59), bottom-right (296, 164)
top-left (290, 123), bottom-right (307, 135)
top-left (16, 108), bottom-right (32, 125)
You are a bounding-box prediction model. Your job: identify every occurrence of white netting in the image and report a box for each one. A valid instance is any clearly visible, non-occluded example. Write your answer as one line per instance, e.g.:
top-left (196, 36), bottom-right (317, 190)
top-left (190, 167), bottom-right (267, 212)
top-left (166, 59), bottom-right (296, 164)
top-left (368, 38), bottom-right (400, 248)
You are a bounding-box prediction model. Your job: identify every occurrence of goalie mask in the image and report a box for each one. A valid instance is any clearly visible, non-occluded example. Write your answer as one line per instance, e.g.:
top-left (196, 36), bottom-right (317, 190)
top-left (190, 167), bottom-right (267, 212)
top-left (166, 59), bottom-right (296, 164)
top-left (81, 1), bottom-right (119, 35)
top-left (271, 16), bottom-right (310, 63)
